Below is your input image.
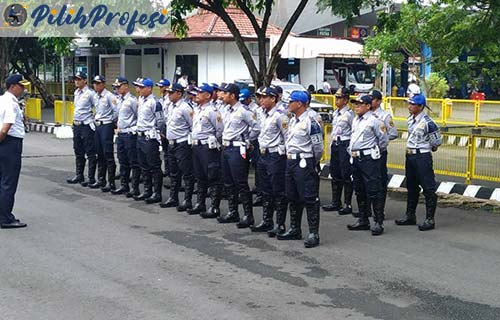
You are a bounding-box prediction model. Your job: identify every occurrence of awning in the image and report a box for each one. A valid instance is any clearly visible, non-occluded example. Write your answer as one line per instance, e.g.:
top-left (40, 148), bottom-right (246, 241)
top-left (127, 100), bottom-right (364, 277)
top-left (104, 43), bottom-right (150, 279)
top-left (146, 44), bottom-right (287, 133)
top-left (270, 35), bottom-right (376, 59)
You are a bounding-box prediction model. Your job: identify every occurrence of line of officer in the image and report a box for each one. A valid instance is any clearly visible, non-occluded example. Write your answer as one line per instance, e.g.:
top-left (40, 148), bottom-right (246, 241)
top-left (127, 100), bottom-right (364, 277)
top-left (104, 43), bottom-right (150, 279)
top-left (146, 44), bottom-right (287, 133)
top-left (278, 91), bottom-right (323, 248)
top-left (0, 74), bottom-right (30, 229)
top-left (250, 86), bottom-right (289, 237)
top-left (110, 77), bottom-right (140, 197)
top-left (160, 84), bottom-right (195, 211)
top-left (156, 79), bottom-right (171, 188)
top-left (67, 72), bottom-right (98, 187)
top-left (187, 83), bottom-right (224, 218)
top-left (134, 78), bottom-right (164, 204)
top-left (370, 90), bottom-right (398, 217)
top-left (88, 75), bottom-right (118, 192)
top-left (395, 94), bottom-right (442, 231)
top-left (346, 95), bottom-right (388, 236)
top-left (322, 88), bottom-right (354, 215)
top-left (217, 84), bottom-right (260, 228)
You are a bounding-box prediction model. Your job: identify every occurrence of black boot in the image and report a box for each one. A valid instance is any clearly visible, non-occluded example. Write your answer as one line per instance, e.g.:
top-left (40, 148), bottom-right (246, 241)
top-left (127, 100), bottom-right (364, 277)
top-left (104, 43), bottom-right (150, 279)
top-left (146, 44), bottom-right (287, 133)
top-left (338, 182), bottom-right (353, 215)
top-left (371, 196), bottom-right (385, 236)
top-left (187, 183), bottom-right (207, 215)
top-left (304, 200), bottom-right (320, 248)
top-left (322, 180), bottom-right (342, 211)
top-left (217, 192), bottom-right (240, 223)
top-left (86, 157), bottom-right (97, 187)
top-left (268, 197), bottom-right (287, 237)
top-left (395, 192), bottom-right (419, 225)
top-left (177, 176), bottom-right (194, 212)
top-left (89, 164), bottom-right (106, 189)
top-left (236, 191), bottom-right (254, 228)
top-left (201, 185), bottom-right (222, 219)
top-left (101, 163), bottom-right (116, 193)
top-left (160, 176), bottom-right (180, 207)
top-left (134, 172), bottom-right (152, 201)
top-left (419, 192), bottom-right (437, 231)
top-left (251, 196), bottom-right (274, 232)
top-left (67, 158), bottom-right (86, 184)
top-left (126, 168), bottom-right (141, 198)
top-left (145, 170), bottom-right (163, 204)
top-left (252, 193), bottom-right (263, 207)
top-left (277, 202), bottom-right (303, 240)
top-left (347, 196), bottom-right (370, 230)
top-left (111, 167), bottom-right (130, 195)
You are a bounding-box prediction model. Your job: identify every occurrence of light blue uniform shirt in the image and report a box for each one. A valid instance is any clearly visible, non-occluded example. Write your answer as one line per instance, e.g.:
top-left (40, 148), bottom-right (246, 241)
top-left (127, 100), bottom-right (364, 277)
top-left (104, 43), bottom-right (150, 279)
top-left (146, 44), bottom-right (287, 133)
top-left (0, 91), bottom-right (25, 139)
top-left (166, 99), bottom-right (193, 140)
top-left (407, 111), bottom-right (442, 150)
top-left (117, 92), bottom-right (138, 131)
top-left (258, 106), bottom-right (289, 149)
top-left (73, 86), bottom-right (96, 123)
top-left (373, 107), bottom-right (398, 150)
top-left (286, 111), bottom-right (323, 160)
top-left (349, 111), bottom-right (388, 152)
top-left (95, 89), bottom-right (118, 122)
top-left (222, 102), bottom-right (260, 142)
top-left (137, 94), bottom-right (158, 132)
top-left (330, 106), bottom-right (354, 143)
top-left (192, 102), bottom-right (223, 141)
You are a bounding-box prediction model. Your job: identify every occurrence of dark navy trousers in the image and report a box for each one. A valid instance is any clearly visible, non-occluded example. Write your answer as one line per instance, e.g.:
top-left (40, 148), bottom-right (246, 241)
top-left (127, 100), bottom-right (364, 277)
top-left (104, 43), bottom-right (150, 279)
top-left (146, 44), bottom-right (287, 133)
top-left (285, 158), bottom-right (319, 204)
top-left (221, 146), bottom-right (250, 194)
top-left (257, 151), bottom-right (286, 198)
top-left (405, 152), bottom-right (437, 197)
top-left (0, 136), bottom-right (23, 224)
top-left (95, 123), bottom-right (115, 177)
top-left (137, 136), bottom-right (162, 175)
top-left (117, 133), bottom-right (139, 175)
top-left (72, 124), bottom-right (96, 163)
top-left (192, 144), bottom-right (221, 190)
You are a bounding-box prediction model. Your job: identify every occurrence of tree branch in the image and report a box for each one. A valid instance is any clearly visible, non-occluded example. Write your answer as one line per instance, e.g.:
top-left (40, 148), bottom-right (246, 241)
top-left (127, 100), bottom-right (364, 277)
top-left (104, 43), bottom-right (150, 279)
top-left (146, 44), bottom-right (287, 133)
top-left (261, 0), bottom-right (273, 32)
top-left (234, 0), bottom-right (262, 33)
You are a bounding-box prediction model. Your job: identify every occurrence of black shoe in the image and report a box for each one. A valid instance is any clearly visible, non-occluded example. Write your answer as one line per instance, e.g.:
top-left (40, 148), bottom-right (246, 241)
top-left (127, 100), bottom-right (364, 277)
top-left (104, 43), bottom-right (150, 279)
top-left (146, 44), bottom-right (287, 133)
top-left (267, 225), bottom-right (286, 238)
top-left (187, 203), bottom-right (206, 215)
top-left (250, 221), bottom-right (274, 232)
top-left (88, 180), bottom-right (103, 189)
top-left (200, 207), bottom-right (220, 219)
top-left (145, 193), bottom-right (162, 204)
top-left (338, 205), bottom-right (352, 215)
top-left (371, 222), bottom-right (384, 236)
top-left (347, 219), bottom-right (370, 231)
top-left (418, 219), bottom-right (435, 231)
top-left (126, 189), bottom-right (140, 198)
top-left (66, 175), bottom-right (84, 184)
top-left (111, 186), bottom-right (129, 195)
top-left (86, 179), bottom-right (96, 188)
top-left (277, 228), bottom-right (302, 240)
top-left (236, 215), bottom-right (254, 229)
top-left (177, 200), bottom-right (192, 212)
top-left (160, 198), bottom-right (178, 208)
top-left (322, 202), bottom-right (341, 212)
top-left (101, 183), bottom-right (115, 193)
top-left (217, 212), bottom-right (240, 224)
top-left (1, 220), bottom-right (27, 229)
top-left (395, 216), bottom-right (417, 226)
top-left (304, 233), bottom-right (320, 248)
top-left (134, 192), bottom-right (152, 201)
top-left (80, 180), bottom-right (89, 187)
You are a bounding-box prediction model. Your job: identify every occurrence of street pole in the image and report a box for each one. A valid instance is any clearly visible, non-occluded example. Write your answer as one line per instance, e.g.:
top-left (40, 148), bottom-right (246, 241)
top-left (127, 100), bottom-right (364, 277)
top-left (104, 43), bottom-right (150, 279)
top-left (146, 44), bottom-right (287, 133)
top-left (382, 61), bottom-right (388, 96)
top-left (61, 55), bottom-right (66, 125)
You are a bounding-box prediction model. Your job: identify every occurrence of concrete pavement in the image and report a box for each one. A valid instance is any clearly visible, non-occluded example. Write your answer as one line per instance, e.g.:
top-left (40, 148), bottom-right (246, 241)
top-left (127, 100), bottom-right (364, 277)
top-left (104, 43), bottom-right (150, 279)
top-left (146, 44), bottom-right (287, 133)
top-left (1, 132), bottom-right (500, 320)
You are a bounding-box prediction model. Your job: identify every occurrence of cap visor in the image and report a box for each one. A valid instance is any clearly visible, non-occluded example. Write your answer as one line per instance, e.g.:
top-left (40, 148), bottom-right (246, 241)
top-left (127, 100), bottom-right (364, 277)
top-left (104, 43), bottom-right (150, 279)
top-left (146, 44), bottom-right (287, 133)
top-left (19, 80), bottom-right (30, 86)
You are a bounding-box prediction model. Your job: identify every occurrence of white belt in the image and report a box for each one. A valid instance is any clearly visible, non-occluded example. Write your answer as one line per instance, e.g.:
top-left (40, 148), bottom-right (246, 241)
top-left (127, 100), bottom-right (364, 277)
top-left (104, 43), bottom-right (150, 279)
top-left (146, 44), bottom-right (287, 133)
top-left (95, 120), bottom-right (113, 126)
top-left (260, 146), bottom-right (279, 154)
top-left (287, 153), bottom-right (313, 160)
top-left (168, 137), bottom-right (189, 144)
top-left (406, 148), bottom-right (431, 154)
top-left (118, 128), bottom-right (135, 133)
top-left (192, 139), bottom-right (209, 145)
top-left (222, 140), bottom-right (244, 147)
top-left (351, 149), bottom-right (372, 158)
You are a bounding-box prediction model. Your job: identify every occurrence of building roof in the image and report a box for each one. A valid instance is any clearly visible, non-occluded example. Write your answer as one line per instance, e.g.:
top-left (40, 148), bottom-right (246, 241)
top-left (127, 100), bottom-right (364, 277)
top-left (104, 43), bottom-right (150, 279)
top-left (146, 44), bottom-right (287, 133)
top-left (147, 8), bottom-right (285, 42)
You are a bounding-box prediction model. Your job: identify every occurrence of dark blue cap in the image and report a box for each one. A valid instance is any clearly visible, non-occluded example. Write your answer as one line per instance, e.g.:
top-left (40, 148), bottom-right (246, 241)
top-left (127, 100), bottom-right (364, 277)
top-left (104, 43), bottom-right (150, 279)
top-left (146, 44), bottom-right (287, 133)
top-left (289, 91), bottom-right (308, 104)
top-left (137, 78), bottom-right (154, 87)
top-left (257, 86), bottom-right (278, 97)
top-left (370, 90), bottom-right (383, 100)
top-left (194, 83), bottom-right (214, 94)
top-left (211, 83), bottom-right (220, 90)
top-left (335, 87), bottom-right (350, 97)
top-left (92, 75), bottom-right (106, 83)
top-left (113, 76), bottom-right (128, 86)
top-left (156, 79), bottom-right (171, 87)
top-left (221, 83), bottom-right (240, 96)
top-left (350, 94), bottom-right (372, 104)
top-left (132, 77), bottom-right (143, 86)
top-left (272, 85), bottom-right (283, 94)
top-left (167, 83), bottom-right (185, 93)
top-left (73, 71), bottom-right (87, 80)
top-left (6, 74), bottom-right (30, 86)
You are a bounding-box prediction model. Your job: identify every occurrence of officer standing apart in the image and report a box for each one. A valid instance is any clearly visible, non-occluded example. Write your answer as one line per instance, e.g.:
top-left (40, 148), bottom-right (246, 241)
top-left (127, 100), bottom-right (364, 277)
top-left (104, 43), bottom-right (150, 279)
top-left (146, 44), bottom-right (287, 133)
top-left (250, 87), bottom-right (289, 237)
top-left (346, 95), bottom-right (388, 236)
top-left (323, 88), bottom-right (354, 215)
top-left (278, 91), bottom-right (323, 248)
top-left (134, 78), bottom-right (164, 204)
top-left (370, 90), bottom-right (398, 215)
top-left (217, 84), bottom-right (260, 228)
top-left (110, 77), bottom-right (140, 197)
top-left (156, 79), bottom-right (171, 187)
top-left (0, 75), bottom-right (30, 229)
top-left (188, 84), bottom-right (224, 218)
top-left (67, 72), bottom-right (98, 187)
top-left (160, 84), bottom-right (195, 211)
top-left (395, 94), bottom-right (441, 231)
top-left (88, 75), bottom-right (118, 192)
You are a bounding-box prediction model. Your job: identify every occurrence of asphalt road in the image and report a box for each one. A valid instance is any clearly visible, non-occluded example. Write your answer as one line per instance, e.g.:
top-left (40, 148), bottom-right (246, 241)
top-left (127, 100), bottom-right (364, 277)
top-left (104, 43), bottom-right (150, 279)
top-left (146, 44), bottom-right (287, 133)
top-left (1, 132), bottom-right (500, 320)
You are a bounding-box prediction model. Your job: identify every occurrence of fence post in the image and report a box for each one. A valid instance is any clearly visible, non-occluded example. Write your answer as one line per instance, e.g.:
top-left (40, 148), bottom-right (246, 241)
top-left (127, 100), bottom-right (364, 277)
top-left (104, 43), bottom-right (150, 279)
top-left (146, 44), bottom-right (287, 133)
top-left (474, 100), bottom-right (480, 128)
top-left (441, 100), bottom-right (446, 126)
top-left (466, 134), bottom-right (476, 184)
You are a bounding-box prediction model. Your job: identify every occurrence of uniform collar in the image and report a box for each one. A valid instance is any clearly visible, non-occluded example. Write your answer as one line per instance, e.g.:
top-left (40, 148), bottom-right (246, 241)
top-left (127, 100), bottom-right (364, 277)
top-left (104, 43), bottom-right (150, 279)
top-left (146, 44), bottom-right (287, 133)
top-left (4, 90), bottom-right (18, 102)
top-left (265, 106), bottom-right (277, 118)
top-left (122, 92), bottom-right (131, 100)
top-left (357, 110), bottom-right (372, 120)
top-left (413, 111), bottom-right (425, 122)
top-left (98, 88), bottom-right (109, 98)
top-left (297, 111), bottom-right (309, 122)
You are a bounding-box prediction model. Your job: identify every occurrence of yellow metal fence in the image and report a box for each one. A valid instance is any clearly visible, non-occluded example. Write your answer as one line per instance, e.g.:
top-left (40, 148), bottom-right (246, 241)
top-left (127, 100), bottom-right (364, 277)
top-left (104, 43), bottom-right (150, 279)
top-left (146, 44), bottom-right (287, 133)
top-left (25, 98), bottom-right (42, 121)
top-left (322, 125), bottom-right (500, 184)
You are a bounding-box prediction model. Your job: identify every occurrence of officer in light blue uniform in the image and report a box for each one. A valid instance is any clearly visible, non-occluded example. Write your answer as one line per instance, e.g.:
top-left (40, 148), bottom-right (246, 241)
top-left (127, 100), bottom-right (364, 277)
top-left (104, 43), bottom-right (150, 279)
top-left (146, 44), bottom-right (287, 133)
top-left (110, 77), bottom-right (140, 197)
top-left (134, 78), bottom-right (164, 204)
top-left (217, 84), bottom-right (260, 228)
top-left (88, 75), bottom-right (118, 192)
top-left (370, 90), bottom-right (398, 215)
top-left (395, 94), bottom-right (442, 231)
top-left (156, 79), bottom-right (171, 186)
top-left (67, 71), bottom-right (98, 187)
top-left (273, 86), bottom-right (289, 114)
top-left (0, 74), bottom-right (30, 229)
top-left (188, 84), bottom-right (224, 218)
top-left (323, 87), bottom-right (354, 214)
top-left (160, 83), bottom-right (195, 211)
top-left (346, 95), bottom-right (388, 236)
top-left (250, 86), bottom-right (289, 237)
top-left (278, 91), bottom-right (323, 248)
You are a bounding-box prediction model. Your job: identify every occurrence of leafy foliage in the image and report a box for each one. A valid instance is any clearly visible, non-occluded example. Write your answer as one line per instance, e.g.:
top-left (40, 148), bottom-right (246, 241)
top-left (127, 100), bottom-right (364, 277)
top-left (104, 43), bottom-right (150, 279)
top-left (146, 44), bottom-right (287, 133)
top-left (424, 73), bottom-right (449, 98)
